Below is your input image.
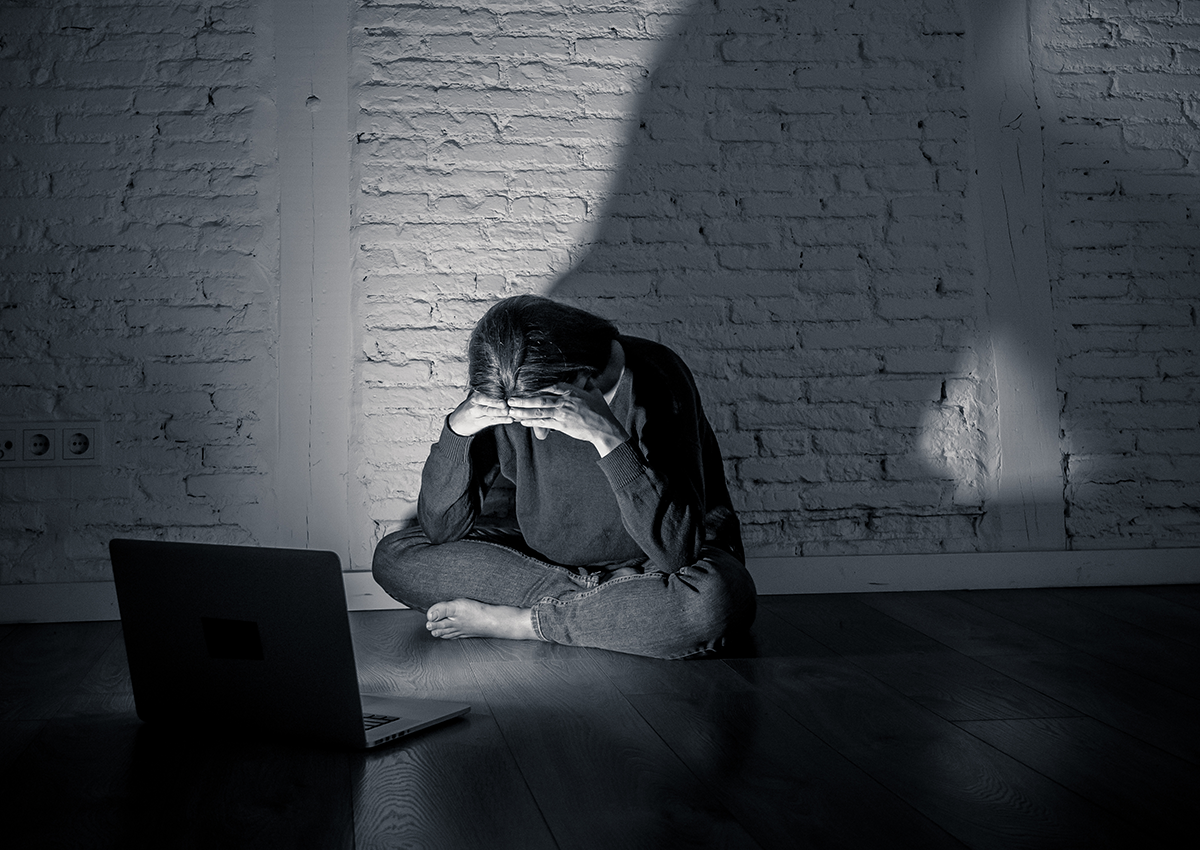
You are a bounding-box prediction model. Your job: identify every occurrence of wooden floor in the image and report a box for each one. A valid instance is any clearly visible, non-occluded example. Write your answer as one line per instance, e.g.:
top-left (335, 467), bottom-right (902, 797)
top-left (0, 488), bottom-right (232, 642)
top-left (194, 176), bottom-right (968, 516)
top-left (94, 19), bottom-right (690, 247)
top-left (2, 585), bottom-right (1199, 849)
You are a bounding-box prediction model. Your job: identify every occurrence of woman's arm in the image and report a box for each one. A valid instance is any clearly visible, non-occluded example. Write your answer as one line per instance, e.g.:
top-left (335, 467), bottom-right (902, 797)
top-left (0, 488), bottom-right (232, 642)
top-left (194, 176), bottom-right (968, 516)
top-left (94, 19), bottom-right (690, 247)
top-left (595, 430), bottom-right (707, 572)
top-left (596, 350), bottom-right (740, 571)
top-left (416, 394), bottom-right (505, 543)
top-left (507, 348), bottom-right (721, 572)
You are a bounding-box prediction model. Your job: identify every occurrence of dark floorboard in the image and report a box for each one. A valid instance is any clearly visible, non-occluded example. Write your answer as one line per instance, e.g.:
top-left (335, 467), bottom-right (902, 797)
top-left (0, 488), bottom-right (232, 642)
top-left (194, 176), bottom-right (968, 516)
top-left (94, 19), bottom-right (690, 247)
top-left (1047, 586), bottom-right (1200, 649)
top-left (956, 715), bottom-right (1198, 846)
top-left (950, 589), bottom-right (1200, 698)
top-left (1, 586), bottom-right (1198, 849)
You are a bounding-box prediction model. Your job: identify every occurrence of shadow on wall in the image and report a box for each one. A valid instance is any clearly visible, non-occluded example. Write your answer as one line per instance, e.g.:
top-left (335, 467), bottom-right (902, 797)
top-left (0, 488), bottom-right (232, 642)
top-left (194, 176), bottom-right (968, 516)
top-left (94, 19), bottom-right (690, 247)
top-left (545, 0), bottom-right (999, 557)
top-left (541, 0), bottom-right (1200, 555)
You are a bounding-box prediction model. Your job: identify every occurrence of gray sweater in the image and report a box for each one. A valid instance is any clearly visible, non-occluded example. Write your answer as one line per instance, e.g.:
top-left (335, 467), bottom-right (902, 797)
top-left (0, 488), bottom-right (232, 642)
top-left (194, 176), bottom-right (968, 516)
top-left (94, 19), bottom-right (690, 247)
top-left (417, 336), bottom-right (743, 572)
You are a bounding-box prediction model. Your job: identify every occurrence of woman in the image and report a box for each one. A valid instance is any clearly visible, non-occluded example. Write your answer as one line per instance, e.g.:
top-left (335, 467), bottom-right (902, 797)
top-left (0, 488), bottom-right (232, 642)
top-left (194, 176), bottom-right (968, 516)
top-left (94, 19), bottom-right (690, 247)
top-left (372, 295), bottom-right (756, 658)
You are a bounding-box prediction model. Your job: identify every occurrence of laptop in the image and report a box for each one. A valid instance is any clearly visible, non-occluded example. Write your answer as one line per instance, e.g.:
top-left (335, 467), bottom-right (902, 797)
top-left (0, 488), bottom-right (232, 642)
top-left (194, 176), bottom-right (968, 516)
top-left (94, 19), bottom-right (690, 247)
top-left (109, 538), bottom-right (470, 749)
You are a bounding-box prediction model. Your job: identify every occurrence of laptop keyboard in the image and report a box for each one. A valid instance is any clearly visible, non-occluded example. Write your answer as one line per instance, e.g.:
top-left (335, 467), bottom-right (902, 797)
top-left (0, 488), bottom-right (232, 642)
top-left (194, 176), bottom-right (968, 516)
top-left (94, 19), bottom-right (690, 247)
top-left (363, 713), bottom-right (401, 730)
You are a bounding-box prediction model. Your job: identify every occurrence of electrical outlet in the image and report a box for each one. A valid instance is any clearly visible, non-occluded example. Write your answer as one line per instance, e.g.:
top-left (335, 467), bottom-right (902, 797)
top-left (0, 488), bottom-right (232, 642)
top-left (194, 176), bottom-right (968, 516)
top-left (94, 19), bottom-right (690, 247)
top-left (24, 428), bottom-right (56, 462)
top-left (0, 430), bottom-right (16, 462)
top-left (0, 422), bottom-right (102, 468)
top-left (62, 427), bottom-right (95, 460)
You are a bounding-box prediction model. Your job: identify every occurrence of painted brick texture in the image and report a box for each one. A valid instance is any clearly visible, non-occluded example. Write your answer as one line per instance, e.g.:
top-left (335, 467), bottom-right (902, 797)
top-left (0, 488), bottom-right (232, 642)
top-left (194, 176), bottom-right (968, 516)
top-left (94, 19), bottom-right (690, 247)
top-left (0, 1), bottom-right (277, 582)
top-left (352, 0), bottom-right (1199, 563)
top-left (1032, 0), bottom-right (1200, 549)
top-left (351, 0), bottom-right (993, 560)
top-left (2, 0), bottom-right (1197, 588)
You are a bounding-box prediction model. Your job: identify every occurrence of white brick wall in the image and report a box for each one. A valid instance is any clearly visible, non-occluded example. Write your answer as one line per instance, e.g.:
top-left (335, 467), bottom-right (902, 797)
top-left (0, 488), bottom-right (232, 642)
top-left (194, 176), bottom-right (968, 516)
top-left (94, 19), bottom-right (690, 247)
top-left (1032, 0), bottom-right (1200, 550)
top-left (0, 0), bottom-right (278, 582)
top-left (1, 0), bottom-right (1196, 589)
top-left (352, 0), bottom-right (993, 560)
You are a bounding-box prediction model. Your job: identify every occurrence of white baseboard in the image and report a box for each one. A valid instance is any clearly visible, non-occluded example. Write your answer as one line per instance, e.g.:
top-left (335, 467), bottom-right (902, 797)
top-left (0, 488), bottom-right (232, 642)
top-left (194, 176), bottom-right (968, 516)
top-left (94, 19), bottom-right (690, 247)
top-left (342, 570), bottom-right (408, 611)
top-left (0, 573), bottom-right (408, 625)
top-left (746, 548), bottom-right (1200, 594)
top-left (1, 548), bottom-right (1197, 624)
top-left (0, 581), bottom-right (124, 625)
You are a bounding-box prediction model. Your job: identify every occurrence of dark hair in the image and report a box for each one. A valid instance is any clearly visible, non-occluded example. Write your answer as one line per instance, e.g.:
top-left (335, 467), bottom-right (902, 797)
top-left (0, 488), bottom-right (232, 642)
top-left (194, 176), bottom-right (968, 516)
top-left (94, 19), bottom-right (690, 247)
top-left (467, 295), bottom-right (619, 399)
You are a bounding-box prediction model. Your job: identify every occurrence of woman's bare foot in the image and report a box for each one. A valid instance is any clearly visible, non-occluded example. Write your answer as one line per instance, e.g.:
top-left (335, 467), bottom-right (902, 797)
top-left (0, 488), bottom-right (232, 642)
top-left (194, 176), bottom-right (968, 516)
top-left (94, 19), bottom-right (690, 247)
top-left (426, 598), bottom-right (536, 641)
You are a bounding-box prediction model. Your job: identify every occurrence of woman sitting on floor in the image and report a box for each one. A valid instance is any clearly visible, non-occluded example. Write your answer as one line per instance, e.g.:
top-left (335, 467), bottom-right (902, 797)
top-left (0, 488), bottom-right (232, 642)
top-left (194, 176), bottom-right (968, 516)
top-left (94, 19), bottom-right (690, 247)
top-left (372, 295), bottom-right (756, 659)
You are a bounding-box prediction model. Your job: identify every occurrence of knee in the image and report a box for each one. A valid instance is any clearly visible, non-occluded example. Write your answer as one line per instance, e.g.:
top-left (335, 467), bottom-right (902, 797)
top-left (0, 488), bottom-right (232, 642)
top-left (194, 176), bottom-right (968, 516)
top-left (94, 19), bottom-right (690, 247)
top-left (668, 554), bottom-right (758, 657)
top-left (372, 525), bottom-right (427, 570)
top-left (371, 526), bottom-right (430, 603)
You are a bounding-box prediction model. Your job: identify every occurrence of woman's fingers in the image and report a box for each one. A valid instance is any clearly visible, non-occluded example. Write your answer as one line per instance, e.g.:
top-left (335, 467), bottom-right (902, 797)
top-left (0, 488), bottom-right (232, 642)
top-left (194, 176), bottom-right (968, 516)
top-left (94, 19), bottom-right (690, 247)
top-left (507, 394), bottom-right (563, 421)
top-left (504, 384), bottom-right (627, 453)
top-left (448, 391), bottom-right (512, 436)
top-left (471, 393), bottom-right (510, 412)
top-left (507, 392), bottom-right (563, 408)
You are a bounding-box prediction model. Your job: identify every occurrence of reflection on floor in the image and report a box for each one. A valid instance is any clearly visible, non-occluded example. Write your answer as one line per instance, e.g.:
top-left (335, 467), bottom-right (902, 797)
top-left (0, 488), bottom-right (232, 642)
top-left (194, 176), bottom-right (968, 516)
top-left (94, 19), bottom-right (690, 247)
top-left (2, 585), bottom-right (1198, 848)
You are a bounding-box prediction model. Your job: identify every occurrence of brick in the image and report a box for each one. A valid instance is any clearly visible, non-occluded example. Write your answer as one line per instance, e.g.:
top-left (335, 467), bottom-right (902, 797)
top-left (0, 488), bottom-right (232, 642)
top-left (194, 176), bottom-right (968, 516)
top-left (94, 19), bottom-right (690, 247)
top-left (805, 376), bottom-right (942, 403)
top-left (884, 350), bottom-right (973, 375)
top-left (1055, 197), bottom-right (1191, 224)
top-left (1053, 220), bottom-right (1139, 249)
top-left (1091, 404), bottom-right (1198, 430)
top-left (143, 359), bottom-right (270, 389)
top-left (1062, 426), bottom-right (1139, 455)
top-left (877, 294), bottom-right (972, 321)
top-left (802, 481), bottom-right (947, 511)
top-left (1139, 431), bottom-right (1200, 455)
top-left (431, 141), bottom-right (581, 168)
top-left (1062, 301), bottom-right (1193, 327)
top-left (1062, 374), bottom-right (1144, 403)
top-left (1122, 122), bottom-right (1199, 153)
top-left (185, 472), bottom-right (267, 500)
top-left (803, 322), bottom-right (939, 350)
top-left (739, 456), bottom-right (827, 483)
top-left (1063, 353), bottom-right (1159, 378)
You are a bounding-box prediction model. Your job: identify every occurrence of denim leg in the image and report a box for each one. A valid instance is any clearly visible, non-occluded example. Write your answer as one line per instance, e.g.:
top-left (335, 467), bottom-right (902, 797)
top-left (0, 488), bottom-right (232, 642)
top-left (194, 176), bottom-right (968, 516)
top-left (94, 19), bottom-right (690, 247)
top-left (371, 525), bottom-right (591, 613)
top-left (531, 547), bottom-right (758, 659)
top-left (372, 527), bottom-right (757, 659)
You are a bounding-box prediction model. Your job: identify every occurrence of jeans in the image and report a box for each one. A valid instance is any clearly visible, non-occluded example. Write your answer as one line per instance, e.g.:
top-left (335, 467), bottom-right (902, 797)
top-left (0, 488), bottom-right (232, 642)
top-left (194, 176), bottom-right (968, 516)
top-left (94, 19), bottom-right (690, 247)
top-left (371, 525), bottom-right (757, 660)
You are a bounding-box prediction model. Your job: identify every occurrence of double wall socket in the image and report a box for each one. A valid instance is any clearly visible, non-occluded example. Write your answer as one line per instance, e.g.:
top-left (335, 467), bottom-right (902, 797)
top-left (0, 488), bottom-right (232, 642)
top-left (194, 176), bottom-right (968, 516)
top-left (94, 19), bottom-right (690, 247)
top-left (0, 421), bottom-right (103, 467)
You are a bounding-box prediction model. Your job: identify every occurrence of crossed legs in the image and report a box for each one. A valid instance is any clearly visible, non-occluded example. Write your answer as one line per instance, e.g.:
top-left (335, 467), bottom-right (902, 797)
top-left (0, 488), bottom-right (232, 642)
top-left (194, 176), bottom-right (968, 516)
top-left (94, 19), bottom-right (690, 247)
top-left (371, 525), bottom-right (757, 659)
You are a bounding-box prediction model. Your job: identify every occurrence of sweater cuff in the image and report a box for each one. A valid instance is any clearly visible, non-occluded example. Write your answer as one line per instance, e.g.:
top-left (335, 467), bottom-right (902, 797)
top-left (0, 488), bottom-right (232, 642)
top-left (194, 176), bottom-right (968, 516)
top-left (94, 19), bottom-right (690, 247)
top-left (435, 416), bottom-right (474, 463)
top-left (596, 440), bottom-right (646, 489)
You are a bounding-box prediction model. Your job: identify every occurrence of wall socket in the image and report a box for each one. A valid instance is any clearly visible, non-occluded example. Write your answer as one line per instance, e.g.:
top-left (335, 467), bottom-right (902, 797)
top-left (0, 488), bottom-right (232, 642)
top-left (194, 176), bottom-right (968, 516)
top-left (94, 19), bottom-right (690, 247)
top-left (0, 422), bottom-right (103, 467)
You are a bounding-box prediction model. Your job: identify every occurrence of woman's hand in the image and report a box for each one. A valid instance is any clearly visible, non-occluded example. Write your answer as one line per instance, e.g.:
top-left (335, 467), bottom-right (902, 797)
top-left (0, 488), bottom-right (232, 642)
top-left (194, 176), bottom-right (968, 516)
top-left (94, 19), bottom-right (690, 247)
top-left (447, 391), bottom-right (513, 437)
top-left (507, 378), bottom-right (629, 456)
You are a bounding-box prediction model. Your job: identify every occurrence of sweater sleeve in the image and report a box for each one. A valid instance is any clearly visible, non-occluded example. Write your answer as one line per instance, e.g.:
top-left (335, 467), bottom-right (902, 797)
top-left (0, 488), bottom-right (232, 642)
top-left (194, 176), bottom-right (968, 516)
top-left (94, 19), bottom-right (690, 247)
top-left (595, 436), bottom-right (706, 572)
top-left (416, 419), bottom-right (500, 544)
top-left (592, 339), bottom-right (743, 571)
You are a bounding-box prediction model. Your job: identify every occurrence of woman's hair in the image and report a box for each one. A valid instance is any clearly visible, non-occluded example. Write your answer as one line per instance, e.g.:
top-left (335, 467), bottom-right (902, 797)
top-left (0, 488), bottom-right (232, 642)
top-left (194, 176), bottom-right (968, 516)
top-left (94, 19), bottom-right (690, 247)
top-left (467, 295), bottom-right (619, 399)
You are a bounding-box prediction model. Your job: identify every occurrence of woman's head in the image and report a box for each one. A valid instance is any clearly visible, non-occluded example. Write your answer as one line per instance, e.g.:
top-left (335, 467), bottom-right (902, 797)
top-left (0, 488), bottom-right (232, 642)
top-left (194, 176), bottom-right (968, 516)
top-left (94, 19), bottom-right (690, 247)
top-left (467, 295), bottom-right (618, 400)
